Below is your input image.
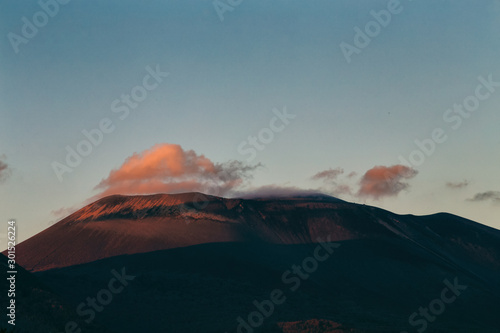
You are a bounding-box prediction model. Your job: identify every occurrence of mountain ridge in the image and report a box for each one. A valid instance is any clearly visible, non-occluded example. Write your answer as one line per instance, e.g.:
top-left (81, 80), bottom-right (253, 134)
top-left (6, 192), bottom-right (500, 332)
top-left (11, 192), bottom-right (500, 276)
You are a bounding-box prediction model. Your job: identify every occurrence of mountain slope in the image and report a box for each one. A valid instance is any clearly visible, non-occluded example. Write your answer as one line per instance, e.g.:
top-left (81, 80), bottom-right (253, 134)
top-left (14, 193), bottom-right (500, 277)
top-left (0, 254), bottom-right (113, 333)
top-left (35, 240), bottom-right (500, 332)
top-left (8, 192), bottom-right (500, 332)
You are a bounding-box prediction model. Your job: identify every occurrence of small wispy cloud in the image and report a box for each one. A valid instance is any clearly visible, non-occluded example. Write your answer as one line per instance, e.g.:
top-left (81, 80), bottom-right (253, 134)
top-left (446, 180), bottom-right (469, 189)
top-left (467, 191), bottom-right (500, 203)
top-left (347, 171), bottom-right (357, 178)
top-left (311, 168), bottom-right (344, 181)
top-left (235, 184), bottom-right (322, 199)
top-left (51, 204), bottom-right (83, 221)
top-left (311, 167), bottom-right (353, 196)
top-left (0, 155), bottom-right (11, 183)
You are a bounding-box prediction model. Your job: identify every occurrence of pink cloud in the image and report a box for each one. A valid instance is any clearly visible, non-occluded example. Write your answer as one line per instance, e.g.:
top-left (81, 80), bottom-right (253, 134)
top-left (357, 165), bottom-right (418, 199)
top-left (94, 143), bottom-right (259, 198)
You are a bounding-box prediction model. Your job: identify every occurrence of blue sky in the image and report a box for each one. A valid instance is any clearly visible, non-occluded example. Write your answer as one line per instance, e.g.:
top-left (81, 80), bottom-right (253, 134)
top-left (1, 0), bottom-right (499, 244)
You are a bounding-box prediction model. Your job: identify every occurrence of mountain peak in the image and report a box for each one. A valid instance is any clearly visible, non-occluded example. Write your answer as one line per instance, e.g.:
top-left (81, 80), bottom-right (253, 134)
top-left (12, 192), bottom-right (500, 275)
top-left (65, 192), bottom-right (221, 223)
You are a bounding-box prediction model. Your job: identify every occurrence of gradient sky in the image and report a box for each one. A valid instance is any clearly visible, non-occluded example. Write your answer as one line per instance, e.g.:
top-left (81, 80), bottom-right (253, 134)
top-left (1, 0), bottom-right (499, 246)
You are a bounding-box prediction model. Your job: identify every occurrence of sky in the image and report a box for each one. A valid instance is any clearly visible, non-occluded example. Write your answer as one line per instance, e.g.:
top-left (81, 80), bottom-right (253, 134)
top-left (1, 0), bottom-right (499, 246)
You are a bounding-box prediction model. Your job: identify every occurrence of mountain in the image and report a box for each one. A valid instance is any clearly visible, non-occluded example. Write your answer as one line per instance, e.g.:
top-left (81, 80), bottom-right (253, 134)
top-left (0, 253), bottom-right (112, 333)
top-left (8, 192), bottom-right (500, 332)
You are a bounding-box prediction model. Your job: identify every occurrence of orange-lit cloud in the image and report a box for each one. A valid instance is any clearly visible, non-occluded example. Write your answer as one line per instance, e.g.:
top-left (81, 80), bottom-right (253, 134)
top-left (94, 143), bottom-right (259, 198)
top-left (358, 165), bottom-right (417, 199)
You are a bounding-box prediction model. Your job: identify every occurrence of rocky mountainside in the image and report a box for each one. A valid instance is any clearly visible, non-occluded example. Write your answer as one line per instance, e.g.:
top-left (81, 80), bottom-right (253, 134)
top-left (7, 193), bottom-right (500, 332)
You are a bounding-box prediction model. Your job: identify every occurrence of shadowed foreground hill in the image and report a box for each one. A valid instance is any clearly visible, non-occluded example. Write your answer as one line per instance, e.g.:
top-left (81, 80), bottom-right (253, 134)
top-left (0, 254), bottom-right (112, 333)
top-left (36, 240), bottom-right (499, 332)
top-left (9, 193), bottom-right (500, 332)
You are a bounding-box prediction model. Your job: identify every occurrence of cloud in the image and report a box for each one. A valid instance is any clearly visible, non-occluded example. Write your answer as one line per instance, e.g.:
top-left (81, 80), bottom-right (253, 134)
top-left (51, 204), bottom-right (83, 221)
top-left (94, 143), bottom-right (260, 198)
top-left (467, 191), bottom-right (500, 203)
top-left (357, 165), bottom-right (418, 199)
top-left (235, 185), bottom-right (324, 199)
top-left (347, 171), bottom-right (357, 178)
top-left (0, 155), bottom-right (10, 182)
top-left (332, 184), bottom-right (353, 196)
top-left (310, 167), bottom-right (353, 196)
top-left (446, 180), bottom-right (469, 189)
top-left (311, 168), bottom-right (344, 181)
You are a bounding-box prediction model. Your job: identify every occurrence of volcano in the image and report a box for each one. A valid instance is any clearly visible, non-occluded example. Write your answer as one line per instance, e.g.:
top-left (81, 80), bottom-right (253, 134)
top-left (8, 193), bottom-right (500, 332)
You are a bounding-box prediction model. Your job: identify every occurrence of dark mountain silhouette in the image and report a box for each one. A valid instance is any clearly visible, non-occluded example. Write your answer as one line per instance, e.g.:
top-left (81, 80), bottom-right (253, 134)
top-left (0, 254), bottom-right (112, 333)
top-left (7, 193), bottom-right (500, 332)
